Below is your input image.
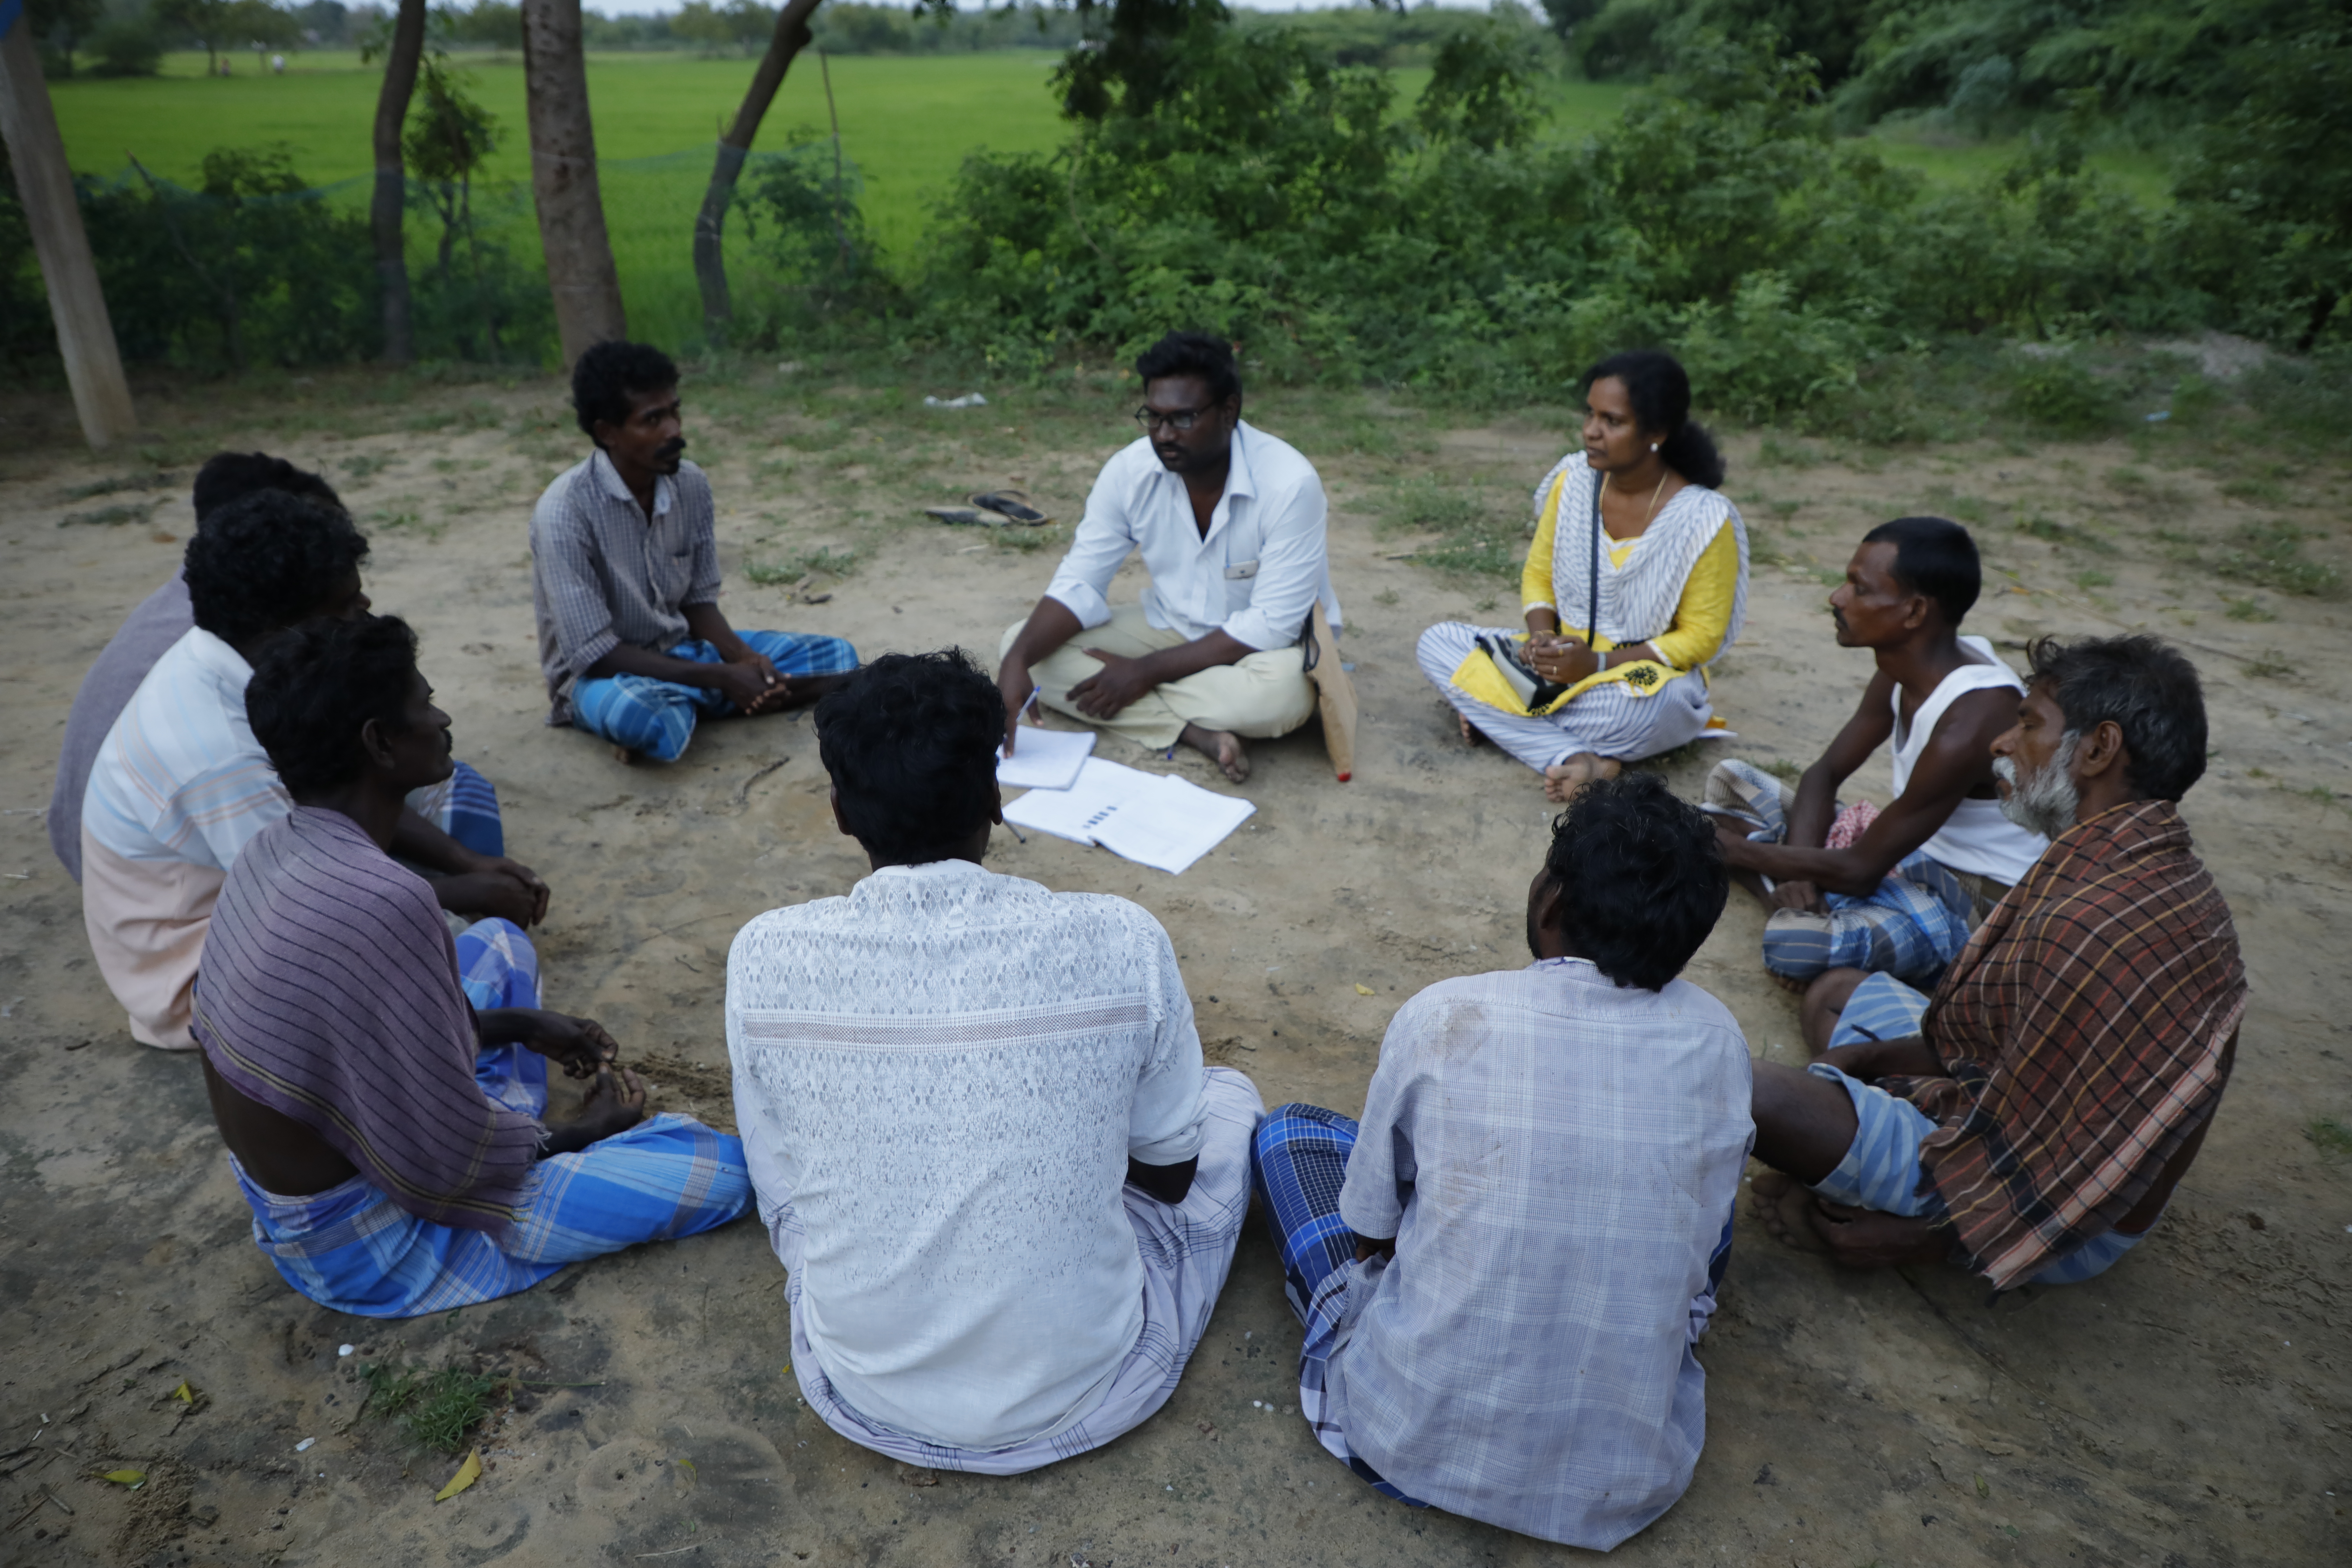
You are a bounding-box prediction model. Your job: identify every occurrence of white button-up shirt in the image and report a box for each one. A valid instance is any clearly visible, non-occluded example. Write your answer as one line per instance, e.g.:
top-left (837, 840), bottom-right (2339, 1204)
top-left (1045, 421), bottom-right (1336, 651)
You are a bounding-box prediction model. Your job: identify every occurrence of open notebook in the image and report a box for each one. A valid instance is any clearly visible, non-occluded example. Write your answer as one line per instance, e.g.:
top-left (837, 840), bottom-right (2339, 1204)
top-left (995, 725), bottom-right (1097, 792)
top-left (1002, 757), bottom-right (1256, 876)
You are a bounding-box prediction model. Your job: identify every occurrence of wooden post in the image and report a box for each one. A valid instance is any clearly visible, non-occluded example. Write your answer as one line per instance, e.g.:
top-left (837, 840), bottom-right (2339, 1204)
top-left (0, 4), bottom-right (137, 449)
top-left (520, 0), bottom-right (626, 369)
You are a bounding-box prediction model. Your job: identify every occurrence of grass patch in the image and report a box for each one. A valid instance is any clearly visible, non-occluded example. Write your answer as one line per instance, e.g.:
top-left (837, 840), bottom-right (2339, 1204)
top-left (358, 1362), bottom-right (500, 1456)
top-left (1380, 476), bottom-right (1520, 581)
top-left (2216, 520), bottom-right (2344, 598)
top-left (745, 544), bottom-right (859, 586)
top-left (2015, 511), bottom-right (2118, 555)
top-left (1755, 437), bottom-right (1821, 469)
top-left (2242, 649), bottom-right (2292, 679)
top-left (2224, 597), bottom-right (2278, 622)
top-left (2074, 569), bottom-right (2114, 590)
top-left (1762, 757), bottom-right (1805, 782)
top-left (60, 472), bottom-right (169, 500)
top-left (58, 503), bottom-right (152, 527)
top-left (340, 453), bottom-right (398, 481)
top-left (2308, 1116), bottom-right (2352, 1160)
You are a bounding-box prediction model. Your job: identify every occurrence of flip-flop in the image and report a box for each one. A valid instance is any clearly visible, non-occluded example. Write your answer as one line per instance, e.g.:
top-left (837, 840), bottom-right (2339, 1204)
top-left (969, 490), bottom-right (1052, 526)
top-left (923, 505), bottom-right (1001, 527)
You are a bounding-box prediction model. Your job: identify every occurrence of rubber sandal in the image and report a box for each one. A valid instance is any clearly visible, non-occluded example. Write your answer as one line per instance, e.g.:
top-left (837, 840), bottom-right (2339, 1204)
top-left (923, 505), bottom-right (1000, 527)
top-left (969, 490), bottom-right (1052, 526)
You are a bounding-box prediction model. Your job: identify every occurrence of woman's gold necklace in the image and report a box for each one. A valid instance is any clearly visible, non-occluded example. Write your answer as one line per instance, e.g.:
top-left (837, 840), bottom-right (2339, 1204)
top-left (1597, 469), bottom-right (1672, 538)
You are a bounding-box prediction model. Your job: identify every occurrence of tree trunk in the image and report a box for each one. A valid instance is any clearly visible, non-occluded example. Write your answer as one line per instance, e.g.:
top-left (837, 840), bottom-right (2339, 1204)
top-left (692, 0), bottom-right (825, 336)
top-left (370, 0), bottom-right (427, 364)
top-left (0, 16), bottom-right (137, 448)
top-left (521, 0), bottom-right (625, 367)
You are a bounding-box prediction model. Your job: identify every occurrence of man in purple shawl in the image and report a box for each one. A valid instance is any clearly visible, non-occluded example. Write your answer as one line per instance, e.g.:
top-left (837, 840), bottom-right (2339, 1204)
top-left (192, 614), bottom-right (749, 1317)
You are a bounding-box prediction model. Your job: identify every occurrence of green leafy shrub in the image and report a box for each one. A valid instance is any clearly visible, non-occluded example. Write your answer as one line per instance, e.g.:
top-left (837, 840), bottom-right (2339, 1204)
top-left (2002, 349), bottom-right (2118, 438)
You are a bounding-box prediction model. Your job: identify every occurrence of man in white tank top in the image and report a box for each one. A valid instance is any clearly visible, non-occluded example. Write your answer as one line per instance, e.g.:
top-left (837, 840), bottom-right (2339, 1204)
top-left (1702, 518), bottom-right (2046, 1050)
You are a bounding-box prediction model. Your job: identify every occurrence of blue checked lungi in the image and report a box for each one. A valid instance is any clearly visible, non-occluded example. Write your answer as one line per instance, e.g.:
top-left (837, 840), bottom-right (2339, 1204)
top-left (571, 631), bottom-right (859, 763)
top-left (1814, 975), bottom-right (2150, 1287)
top-left (1708, 759), bottom-right (1983, 986)
top-left (402, 758), bottom-right (506, 859)
top-left (227, 926), bottom-right (750, 1318)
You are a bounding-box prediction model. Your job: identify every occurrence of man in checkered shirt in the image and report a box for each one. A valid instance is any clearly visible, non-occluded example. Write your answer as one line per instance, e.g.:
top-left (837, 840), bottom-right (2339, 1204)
top-left (530, 341), bottom-right (858, 763)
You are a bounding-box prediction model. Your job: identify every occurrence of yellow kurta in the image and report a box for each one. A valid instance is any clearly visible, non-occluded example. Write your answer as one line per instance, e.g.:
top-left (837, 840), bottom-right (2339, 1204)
top-left (1521, 502), bottom-right (1741, 672)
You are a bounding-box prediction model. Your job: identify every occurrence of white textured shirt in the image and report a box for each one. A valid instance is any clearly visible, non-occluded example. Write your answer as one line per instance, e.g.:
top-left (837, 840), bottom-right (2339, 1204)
top-left (1045, 421), bottom-right (1336, 651)
top-left (83, 627), bottom-right (286, 871)
top-left (725, 860), bottom-right (1210, 1451)
top-left (1332, 959), bottom-right (1753, 1549)
top-left (529, 449), bottom-right (721, 722)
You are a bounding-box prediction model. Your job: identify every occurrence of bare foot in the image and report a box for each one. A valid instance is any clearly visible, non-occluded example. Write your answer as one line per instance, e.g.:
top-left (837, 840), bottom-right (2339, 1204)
top-left (1765, 967), bottom-right (1811, 996)
top-left (611, 743), bottom-right (638, 766)
top-left (1180, 723), bottom-right (1251, 783)
top-left (1457, 711), bottom-right (1486, 747)
top-left (1541, 752), bottom-right (1621, 803)
top-left (575, 1067), bottom-right (650, 1140)
top-left (1749, 1170), bottom-right (1830, 1254)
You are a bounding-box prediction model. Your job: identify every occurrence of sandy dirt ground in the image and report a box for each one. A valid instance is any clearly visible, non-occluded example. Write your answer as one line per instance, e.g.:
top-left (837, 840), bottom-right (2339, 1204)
top-left (2, 366), bottom-right (2347, 1568)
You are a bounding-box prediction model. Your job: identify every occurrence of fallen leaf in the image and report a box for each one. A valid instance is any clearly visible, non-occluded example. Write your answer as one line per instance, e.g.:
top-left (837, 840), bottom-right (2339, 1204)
top-left (172, 1381), bottom-right (197, 1404)
top-left (102, 1469), bottom-right (146, 1488)
top-left (434, 1448), bottom-right (482, 1502)
top-left (1354, 984), bottom-right (1374, 996)
top-left (1975, 1474), bottom-right (1990, 1498)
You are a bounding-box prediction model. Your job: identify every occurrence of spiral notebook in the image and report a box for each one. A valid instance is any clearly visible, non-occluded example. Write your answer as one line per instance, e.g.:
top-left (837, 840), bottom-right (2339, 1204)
top-left (1002, 757), bottom-right (1256, 875)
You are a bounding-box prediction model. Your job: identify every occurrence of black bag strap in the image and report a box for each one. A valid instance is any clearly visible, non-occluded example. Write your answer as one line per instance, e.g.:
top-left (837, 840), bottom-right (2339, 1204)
top-left (1586, 470), bottom-right (1603, 650)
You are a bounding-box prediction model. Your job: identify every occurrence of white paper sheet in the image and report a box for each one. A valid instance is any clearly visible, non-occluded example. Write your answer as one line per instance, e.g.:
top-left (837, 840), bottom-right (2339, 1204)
top-left (1001, 758), bottom-right (1155, 844)
top-left (1089, 774), bottom-right (1257, 875)
top-left (1001, 757), bottom-right (1255, 873)
top-left (995, 725), bottom-right (1097, 792)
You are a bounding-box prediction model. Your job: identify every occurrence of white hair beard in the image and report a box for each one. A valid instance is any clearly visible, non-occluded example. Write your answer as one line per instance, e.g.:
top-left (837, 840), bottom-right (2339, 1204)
top-left (1995, 732), bottom-right (2082, 840)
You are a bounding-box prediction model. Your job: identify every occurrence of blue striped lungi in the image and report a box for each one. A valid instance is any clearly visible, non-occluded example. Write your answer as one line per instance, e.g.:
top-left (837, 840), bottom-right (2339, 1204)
top-left (402, 758), bottom-right (506, 859)
top-left (227, 926), bottom-right (750, 1318)
top-left (571, 631), bottom-right (860, 763)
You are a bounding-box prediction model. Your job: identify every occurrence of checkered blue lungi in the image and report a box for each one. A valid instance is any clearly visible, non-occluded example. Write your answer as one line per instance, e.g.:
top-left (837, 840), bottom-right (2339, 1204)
top-left (401, 758), bottom-right (506, 860)
top-left (1815, 974), bottom-right (2148, 1288)
top-left (227, 925), bottom-right (750, 1318)
top-left (1708, 759), bottom-right (1980, 986)
top-left (572, 631), bottom-right (859, 762)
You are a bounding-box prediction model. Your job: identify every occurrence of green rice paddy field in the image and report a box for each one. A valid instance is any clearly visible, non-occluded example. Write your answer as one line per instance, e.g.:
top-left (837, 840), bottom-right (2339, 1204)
top-left (47, 47), bottom-right (2168, 345)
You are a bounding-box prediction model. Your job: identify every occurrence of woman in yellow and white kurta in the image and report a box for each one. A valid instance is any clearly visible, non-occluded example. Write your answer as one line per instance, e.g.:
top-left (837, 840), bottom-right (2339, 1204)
top-left (1417, 350), bottom-right (1749, 801)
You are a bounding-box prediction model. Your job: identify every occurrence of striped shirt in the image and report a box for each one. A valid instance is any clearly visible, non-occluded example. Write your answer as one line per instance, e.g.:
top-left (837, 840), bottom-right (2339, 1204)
top-left (1330, 959), bottom-right (1753, 1548)
top-left (80, 626), bottom-right (290, 1048)
top-left (193, 807), bottom-right (541, 1233)
top-left (529, 449), bottom-right (722, 723)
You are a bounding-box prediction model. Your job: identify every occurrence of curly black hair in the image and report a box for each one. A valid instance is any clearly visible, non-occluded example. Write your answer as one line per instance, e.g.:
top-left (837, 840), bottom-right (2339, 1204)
top-left (1135, 331), bottom-right (1241, 406)
top-left (572, 340), bottom-right (680, 442)
top-left (246, 614), bottom-right (423, 798)
top-left (2026, 634), bottom-right (2209, 802)
top-left (816, 649), bottom-right (1003, 867)
top-left (1539, 771), bottom-right (1728, 992)
top-left (1581, 349), bottom-right (1727, 490)
top-left (191, 451), bottom-right (343, 522)
top-left (183, 491), bottom-right (370, 650)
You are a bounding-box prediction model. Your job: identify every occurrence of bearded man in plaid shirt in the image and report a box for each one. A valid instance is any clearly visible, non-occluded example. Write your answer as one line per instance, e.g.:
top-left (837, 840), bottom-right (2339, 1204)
top-left (1749, 634), bottom-right (2246, 1290)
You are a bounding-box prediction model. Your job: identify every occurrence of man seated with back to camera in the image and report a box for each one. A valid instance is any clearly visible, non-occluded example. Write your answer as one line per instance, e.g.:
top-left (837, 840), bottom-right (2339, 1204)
top-left (1250, 772), bottom-right (1752, 1549)
top-left (727, 650), bottom-right (1263, 1472)
top-left (1747, 635), bottom-right (2246, 1291)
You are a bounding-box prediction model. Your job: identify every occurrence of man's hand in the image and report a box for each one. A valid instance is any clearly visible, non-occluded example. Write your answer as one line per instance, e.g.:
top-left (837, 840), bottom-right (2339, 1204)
top-left (434, 858), bottom-right (550, 929)
top-left (1771, 879), bottom-right (1825, 913)
top-left (998, 663), bottom-right (1036, 755)
top-left (540, 1068), bottom-right (649, 1156)
top-left (709, 656), bottom-right (782, 714)
top-left (1070, 649), bottom-right (1161, 719)
top-left (1806, 1201), bottom-right (1952, 1269)
top-left (722, 645), bottom-right (788, 713)
top-left (519, 1012), bottom-right (622, 1079)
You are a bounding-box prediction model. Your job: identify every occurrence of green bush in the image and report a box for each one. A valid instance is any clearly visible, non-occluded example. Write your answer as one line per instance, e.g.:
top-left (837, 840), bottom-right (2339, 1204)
top-left (86, 15), bottom-right (164, 77)
top-left (2001, 349), bottom-right (2118, 438)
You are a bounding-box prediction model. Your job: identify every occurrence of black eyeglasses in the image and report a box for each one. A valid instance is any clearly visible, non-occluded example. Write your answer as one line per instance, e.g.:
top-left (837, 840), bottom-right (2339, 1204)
top-left (1134, 405), bottom-right (1216, 434)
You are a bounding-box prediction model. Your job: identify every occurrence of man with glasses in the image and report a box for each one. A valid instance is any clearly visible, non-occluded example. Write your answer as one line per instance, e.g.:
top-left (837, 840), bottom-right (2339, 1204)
top-left (997, 332), bottom-right (1337, 783)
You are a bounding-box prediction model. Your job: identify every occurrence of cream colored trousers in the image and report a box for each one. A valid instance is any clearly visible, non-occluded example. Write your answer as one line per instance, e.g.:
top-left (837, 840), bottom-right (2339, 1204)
top-left (999, 604), bottom-right (1317, 751)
